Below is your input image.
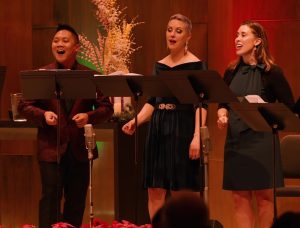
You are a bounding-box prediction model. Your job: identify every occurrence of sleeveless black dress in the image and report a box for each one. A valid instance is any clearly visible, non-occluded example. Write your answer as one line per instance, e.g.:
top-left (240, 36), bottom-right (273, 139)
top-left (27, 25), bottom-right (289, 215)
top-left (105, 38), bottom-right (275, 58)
top-left (223, 63), bottom-right (284, 190)
top-left (144, 61), bottom-right (206, 191)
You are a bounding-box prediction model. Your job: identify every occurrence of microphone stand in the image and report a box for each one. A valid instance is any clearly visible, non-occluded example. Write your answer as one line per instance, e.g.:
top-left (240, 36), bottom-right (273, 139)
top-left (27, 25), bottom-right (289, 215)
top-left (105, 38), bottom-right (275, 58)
top-left (86, 129), bottom-right (96, 228)
top-left (55, 83), bottom-right (62, 222)
top-left (200, 126), bottom-right (211, 204)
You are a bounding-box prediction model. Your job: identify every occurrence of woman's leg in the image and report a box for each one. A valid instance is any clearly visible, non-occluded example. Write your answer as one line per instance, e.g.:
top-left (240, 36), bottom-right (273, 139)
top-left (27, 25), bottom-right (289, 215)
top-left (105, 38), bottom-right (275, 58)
top-left (148, 188), bottom-right (167, 220)
top-left (232, 190), bottom-right (255, 228)
top-left (254, 189), bottom-right (273, 228)
top-left (170, 190), bottom-right (200, 198)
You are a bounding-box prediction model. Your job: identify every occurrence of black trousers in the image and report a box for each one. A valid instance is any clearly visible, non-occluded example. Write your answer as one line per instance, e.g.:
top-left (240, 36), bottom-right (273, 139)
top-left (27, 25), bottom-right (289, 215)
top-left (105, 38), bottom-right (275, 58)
top-left (39, 146), bottom-right (89, 228)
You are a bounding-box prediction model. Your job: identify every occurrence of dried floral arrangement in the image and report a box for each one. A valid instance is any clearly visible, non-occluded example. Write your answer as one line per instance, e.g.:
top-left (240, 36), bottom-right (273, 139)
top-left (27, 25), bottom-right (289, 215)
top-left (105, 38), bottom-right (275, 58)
top-left (78, 0), bottom-right (141, 121)
top-left (78, 0), bottom-right (142, 75)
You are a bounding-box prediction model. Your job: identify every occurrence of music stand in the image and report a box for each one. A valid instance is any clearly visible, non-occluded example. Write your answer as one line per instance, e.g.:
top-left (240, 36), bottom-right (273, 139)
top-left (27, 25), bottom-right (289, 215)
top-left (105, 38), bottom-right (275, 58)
top-left (94, 75), bottom-right (143, 163)
top-left (20, 70), bottom-right (95, 99)
top-left (94, 74), bottom-right (176, 223)
top-left (160, 70), bottom-right (238, 103)
top-left (131, 75), bottom-right (173, 97)
top-left (94, 74), bottom-right (143, 223)
top-left (20, 69), bottom-right (96, 226)
top-left (55, 70), bottom-right (96, 99)
top-left (159, 69), bottom-right (237, 197)
top-left (155, 70), bottom-right (236, 228)
top-left (20, 70), bottom-right (96, 161)
top-left (230, 102), bottom-right (300, 220)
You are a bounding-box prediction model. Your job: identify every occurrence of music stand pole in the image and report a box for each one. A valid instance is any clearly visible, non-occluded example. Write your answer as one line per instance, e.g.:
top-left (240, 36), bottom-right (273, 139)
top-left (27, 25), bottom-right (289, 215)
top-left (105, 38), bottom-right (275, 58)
top-left (127, 78), bottom-right (142, 165)
top-left (93, 75), bottom-right (143, 166)
top-left (271, 125), bottom-right (278, 220)
top-left (231, 102), bottom-right (300, 221)
top-left (93, 75), bottom-right (143, 222)
top-left (160, 70), bottom-right (237, 203)
top-left (126, 78), bottom-right (143, 223)
top-left (198, 101), bottom-right (207, 201)
top-left (55, 83), bottom-right (62, 222)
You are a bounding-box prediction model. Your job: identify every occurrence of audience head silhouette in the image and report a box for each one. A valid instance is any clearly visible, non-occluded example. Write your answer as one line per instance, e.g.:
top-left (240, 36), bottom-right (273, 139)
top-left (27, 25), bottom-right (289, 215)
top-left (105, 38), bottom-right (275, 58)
top-left (152, 191), bottom-right (210, 228)
top-left (272, 211), bottom-right (300, 228)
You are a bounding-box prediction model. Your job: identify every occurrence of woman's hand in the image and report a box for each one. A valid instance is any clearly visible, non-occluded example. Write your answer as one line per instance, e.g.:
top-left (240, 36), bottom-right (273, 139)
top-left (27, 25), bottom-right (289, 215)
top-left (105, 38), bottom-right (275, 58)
top-left (217, 108), bottom-right (228, 129)
top-left (189, 134), bottom-right (200, 160)
top-left (122, 119), bottom-right (136, 135)
top-left (72, 113), bottom-right (89, 128)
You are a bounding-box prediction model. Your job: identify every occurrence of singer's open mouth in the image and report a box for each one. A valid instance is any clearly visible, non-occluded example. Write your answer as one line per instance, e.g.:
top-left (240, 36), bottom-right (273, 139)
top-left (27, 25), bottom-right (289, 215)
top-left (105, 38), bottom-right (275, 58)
top-left (57, 50), bottom-right (66, 54)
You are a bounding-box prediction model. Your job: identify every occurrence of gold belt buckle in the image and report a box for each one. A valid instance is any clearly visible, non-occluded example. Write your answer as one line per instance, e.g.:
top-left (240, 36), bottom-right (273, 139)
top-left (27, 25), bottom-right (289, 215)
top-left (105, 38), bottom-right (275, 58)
top-left (165, 104), bottom-right (176, 110)
top-left (158, 103), bottom-right (176, 110)
top-left (158, 103), bottom-right (166, 109)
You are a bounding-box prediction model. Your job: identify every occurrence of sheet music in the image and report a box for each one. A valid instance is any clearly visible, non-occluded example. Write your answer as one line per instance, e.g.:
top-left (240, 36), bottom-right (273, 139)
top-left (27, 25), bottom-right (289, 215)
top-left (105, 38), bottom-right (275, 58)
top-left (38, 68), bottom-right (71, 71)
top-left (94, 71), bottom-right (143, 76)
top-left (245, 95), bottom-right (267, 103)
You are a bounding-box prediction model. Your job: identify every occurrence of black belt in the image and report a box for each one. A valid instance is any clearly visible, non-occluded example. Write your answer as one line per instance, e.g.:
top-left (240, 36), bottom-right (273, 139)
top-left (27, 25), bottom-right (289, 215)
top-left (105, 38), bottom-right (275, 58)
top-left (155, 103), bottom-right (193, 111)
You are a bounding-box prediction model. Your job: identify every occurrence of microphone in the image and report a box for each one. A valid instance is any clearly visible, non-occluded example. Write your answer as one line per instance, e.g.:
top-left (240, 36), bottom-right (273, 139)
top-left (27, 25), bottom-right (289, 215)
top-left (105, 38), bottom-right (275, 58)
top-left (200, 126), bottom-right (211, 154)
top-left (84, 124), bottom-right (96, 160)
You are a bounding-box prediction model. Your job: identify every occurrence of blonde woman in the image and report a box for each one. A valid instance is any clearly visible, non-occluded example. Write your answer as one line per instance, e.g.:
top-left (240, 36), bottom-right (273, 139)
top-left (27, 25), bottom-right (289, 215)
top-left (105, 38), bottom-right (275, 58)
top-left (122, 14), bottom-right (207, 220)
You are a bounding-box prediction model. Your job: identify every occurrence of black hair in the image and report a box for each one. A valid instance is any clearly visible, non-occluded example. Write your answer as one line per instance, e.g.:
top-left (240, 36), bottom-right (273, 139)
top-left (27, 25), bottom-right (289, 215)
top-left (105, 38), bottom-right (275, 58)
top-left (272, 211), bottom-right (300, 228)
top-left (153, 192), bottom-right (210, 228)
top-left (56, 23), bottom-right (79, 43)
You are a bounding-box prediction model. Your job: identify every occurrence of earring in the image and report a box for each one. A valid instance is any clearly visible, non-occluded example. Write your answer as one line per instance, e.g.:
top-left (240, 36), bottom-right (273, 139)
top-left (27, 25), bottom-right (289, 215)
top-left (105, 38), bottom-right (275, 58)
top-left (184, 42), bottom-right (188, 55)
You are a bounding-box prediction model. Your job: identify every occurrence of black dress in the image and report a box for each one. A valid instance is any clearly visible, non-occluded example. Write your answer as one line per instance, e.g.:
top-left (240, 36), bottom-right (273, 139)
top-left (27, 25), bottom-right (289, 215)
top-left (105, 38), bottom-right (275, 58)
top-left (144, 61), bottom-right (206, 191)
top-left (222, 63), bottom-right (292, 190)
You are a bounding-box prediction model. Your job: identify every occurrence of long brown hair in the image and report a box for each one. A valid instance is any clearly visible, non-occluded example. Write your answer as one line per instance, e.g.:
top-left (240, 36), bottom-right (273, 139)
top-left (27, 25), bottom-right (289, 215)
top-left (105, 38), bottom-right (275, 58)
top-left (229, 20), bottom-right (274, 71)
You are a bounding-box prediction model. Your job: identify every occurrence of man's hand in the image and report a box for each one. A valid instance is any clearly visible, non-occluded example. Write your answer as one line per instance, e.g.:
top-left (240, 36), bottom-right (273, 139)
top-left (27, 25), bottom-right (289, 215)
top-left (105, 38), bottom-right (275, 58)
top-left (72, 113), bottom-right (89, 128)
top-left (44, 111), bottom-right (58, 126)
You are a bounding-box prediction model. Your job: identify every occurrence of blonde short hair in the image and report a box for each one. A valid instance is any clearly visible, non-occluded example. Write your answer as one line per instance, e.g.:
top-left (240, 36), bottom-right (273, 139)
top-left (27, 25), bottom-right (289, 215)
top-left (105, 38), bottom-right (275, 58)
top-left (169, 14), bottom-right (192, 34)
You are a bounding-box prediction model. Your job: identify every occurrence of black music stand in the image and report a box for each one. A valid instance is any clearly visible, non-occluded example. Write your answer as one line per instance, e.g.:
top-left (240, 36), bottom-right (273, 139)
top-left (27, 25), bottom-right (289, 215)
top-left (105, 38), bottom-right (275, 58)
top-left (159, 70), bottom-right (238, 103)
top-left (55, 70), bottom-right (96, 99)
top-left (129, 75), bottom-right (173, 97)
top-left (157, 70), bottom-right (237, 228)
top-left (20, 70), bottom-right (58, 99)
top-left (94, 75), bottom-right (144, 223)
top-left (94, 74), bottom-right (176, 224)
top-left (20, 70), bottom-right (95, 99)
top-left (159, 70), bottom-right (237, 193)
top-left (230, 102), bottom-right (300, 221)
top-left (93, 75), bottom-right (142, 98)
top-left (20, 69), bottom-right (96, 225)
top-left (94, 75), bottom-right (143, 164)
top-left (20, 69), bottom-right (96, 161)
top-left (20, 69), bottom-right (95, 156)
